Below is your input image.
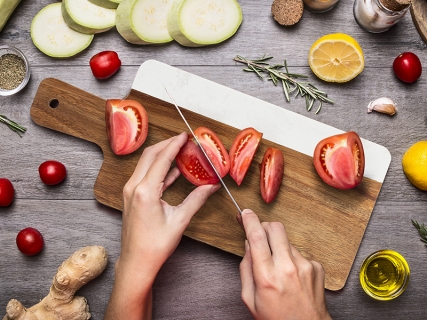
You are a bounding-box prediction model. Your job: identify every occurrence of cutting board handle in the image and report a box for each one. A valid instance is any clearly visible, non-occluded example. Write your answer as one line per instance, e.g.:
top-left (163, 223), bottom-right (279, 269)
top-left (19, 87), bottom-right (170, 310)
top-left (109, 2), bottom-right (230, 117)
top-left (30, 78), bottom-right (107, 149)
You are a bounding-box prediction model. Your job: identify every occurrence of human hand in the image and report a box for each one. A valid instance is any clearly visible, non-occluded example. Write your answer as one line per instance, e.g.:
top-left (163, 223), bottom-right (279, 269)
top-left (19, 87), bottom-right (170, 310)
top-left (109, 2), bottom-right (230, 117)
top-left (118, 132), bottom-right (220, 281)
top-left (239, 209), bottom-right (332, 320)
top-left (106, 132), bottom-right (219, 319)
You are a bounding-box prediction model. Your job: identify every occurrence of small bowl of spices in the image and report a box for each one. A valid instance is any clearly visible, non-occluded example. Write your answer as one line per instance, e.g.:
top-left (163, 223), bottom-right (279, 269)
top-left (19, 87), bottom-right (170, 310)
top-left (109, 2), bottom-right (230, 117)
top-left (0, 45), bottom-right (30, 96)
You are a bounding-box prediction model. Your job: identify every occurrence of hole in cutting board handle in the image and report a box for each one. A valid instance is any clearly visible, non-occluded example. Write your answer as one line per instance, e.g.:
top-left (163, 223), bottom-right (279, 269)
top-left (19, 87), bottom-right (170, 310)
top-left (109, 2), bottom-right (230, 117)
top-left (49, 99), bottom-right (59, 109)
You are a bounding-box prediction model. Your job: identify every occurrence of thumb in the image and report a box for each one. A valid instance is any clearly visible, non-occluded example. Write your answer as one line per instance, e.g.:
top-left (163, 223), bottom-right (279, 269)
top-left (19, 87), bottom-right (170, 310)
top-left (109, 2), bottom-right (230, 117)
top-left (175, 184), bottom-right (221, 226)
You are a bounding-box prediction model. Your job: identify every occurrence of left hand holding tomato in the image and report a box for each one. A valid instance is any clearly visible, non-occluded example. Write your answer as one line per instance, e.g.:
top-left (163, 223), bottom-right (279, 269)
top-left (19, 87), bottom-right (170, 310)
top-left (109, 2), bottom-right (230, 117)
top-left (105, 132), bottom-right (220, 319)
top-left (90, 51), bottom-right (121, 80)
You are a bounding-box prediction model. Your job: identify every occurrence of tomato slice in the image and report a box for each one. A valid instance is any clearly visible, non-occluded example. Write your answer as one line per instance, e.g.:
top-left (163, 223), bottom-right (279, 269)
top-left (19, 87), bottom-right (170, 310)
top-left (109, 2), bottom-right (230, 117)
top-left (229, 127), bottom-right (263, 185)
top-left (313, 131), bottom-right (365, 190)
top-left (176, 127), bottom-right (230, 186)
top-left (260, 147), bottom-right (284, 203)
top-left (105, 99), bottom-right (149, 155)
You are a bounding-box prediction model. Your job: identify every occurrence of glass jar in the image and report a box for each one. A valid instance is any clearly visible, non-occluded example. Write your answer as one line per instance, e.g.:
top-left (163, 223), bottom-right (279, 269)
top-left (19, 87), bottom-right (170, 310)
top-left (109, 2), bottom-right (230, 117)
top-left (354, 0), bottom-right (411, 33)
top-left (0, 45), bottom-right (31, 96)
top-left (303, 0), bottom-right (339, 13)
top-left (359, 249), bottom-right (410, 300)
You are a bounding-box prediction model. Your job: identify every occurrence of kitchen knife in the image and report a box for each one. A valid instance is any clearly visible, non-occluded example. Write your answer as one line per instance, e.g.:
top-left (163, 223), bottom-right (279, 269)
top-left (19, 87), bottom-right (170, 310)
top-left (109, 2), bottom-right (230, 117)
top-left (164, 87), bottom-right (243, 216)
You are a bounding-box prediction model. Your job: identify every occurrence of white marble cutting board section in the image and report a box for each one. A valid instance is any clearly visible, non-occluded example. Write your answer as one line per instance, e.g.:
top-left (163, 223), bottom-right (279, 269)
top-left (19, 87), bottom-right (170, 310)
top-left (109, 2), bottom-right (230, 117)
top-left (132, 60), bottom-right (391, 183)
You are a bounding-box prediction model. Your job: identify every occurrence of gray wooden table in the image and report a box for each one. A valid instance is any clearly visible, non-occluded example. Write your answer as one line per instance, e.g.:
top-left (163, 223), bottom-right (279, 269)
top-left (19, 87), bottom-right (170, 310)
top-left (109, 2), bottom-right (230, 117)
top-left (1, 1), bottom-right (427, 319)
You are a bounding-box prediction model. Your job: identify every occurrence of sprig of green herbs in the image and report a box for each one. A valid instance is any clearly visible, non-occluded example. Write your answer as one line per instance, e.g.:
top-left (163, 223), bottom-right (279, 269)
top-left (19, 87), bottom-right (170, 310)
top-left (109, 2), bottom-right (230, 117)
top-left (233, 55), bottom-right (333, 114)
top-left (0, 114), bottom-right (26, 137)
top-left (412, 220), bottom-right (427, 247)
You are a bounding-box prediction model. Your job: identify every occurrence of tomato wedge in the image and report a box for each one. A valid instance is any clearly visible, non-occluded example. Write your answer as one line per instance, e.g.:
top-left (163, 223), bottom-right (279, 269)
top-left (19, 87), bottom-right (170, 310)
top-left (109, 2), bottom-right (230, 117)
top-left (313, 131), bottom-right (365, 189)
top-left (176, 127), bottom-right (230, 186)
top-left (229, 127), bottom-right (263, 185)
top-left (260, 147), bottom-right (284, 203)
top-left (106, 99), bottom-right (148, 155)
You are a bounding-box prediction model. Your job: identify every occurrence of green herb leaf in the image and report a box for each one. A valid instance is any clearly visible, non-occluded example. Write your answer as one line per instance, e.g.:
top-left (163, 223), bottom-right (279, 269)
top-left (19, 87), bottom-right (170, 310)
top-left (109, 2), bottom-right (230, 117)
top-left (233, 55), bottom-right (333, 113)
top-left (412, 219), bottom-right (427, 247)
top-left (0, 114), bottom-right (27, 137)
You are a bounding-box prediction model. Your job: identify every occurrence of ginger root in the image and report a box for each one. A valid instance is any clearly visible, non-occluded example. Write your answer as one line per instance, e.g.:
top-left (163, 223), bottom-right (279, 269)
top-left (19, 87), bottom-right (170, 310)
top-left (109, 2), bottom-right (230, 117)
top-left (3, 246), bottom-right (108, 320)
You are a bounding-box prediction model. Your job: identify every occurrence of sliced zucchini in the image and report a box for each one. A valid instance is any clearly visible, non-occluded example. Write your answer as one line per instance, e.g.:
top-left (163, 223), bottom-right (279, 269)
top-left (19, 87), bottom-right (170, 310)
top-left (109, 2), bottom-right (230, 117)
top-left (116, 0), bottom-right (174, 45)
top-left (88, 0), bottom-right (121, 9)
top-left (167, 0), bottom-right (243, 47)
top-left (62, 0), bottom-right (116, 34)
top-left (31, 3), bottom-right (94, 58)
top-left (0, 0), bottom-right (21, 32)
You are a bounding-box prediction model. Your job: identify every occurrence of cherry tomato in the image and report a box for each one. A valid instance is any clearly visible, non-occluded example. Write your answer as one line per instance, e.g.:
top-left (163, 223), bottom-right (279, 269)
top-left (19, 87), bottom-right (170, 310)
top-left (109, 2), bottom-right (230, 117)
top-left (0, 178), bottom-right (14, 207)
top-left (229, 127), bottom-right (263, 185)
top-left (393, 52), bottom-right (422, 83)
top-left (260, 147), bottom-right (284, 203)
top-left (106, 99), bottom-right (149, 155)
top-left (176, 127), bottom-right (230, 186)
top-left (89, 51), bottom-right (121, 80)
top-left (39, 160), bottom-right (67, 185)
top-left (313, 131), bottom-right (365, 190)
top-left (16, 227), bottom-right (44, 255)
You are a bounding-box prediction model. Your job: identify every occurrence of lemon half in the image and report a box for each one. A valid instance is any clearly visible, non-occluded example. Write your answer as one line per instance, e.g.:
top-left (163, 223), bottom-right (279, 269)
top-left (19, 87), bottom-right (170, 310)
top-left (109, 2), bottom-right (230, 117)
top-left (308, 33), bottom-right (364, 83)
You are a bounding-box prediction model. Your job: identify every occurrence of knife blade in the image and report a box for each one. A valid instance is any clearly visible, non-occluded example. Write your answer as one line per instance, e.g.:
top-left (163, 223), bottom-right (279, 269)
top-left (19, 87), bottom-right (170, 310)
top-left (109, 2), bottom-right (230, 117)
top-left (163, 87), bottom-right (243, 216)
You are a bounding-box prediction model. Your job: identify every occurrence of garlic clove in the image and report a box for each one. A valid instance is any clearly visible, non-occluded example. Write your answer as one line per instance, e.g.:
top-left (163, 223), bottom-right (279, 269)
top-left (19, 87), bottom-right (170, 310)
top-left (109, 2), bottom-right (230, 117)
top-left (367, 97), bottom-right (397, 116)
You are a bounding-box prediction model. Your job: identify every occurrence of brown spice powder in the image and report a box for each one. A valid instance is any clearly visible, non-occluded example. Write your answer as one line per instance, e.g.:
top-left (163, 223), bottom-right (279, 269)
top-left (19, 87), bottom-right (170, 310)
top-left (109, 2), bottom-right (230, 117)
top-left (0, 54), bottom-right (26, 90)
top-left (380, 0), bottom-right (411, 11)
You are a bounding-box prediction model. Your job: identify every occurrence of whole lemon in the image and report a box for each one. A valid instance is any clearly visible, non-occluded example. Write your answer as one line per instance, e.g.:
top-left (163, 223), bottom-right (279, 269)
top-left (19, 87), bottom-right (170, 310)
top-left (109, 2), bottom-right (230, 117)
top-left (402, 141), bottom-right (427, 190)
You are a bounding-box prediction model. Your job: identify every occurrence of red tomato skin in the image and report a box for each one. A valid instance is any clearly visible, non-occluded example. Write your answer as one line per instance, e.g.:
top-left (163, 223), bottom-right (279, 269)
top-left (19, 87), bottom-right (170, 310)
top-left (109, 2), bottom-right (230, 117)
top-left (176, 127), bottom-right (229, 186)
top-left (39, 160), bottom-right (67, 185)
top-left (0, 178), bottom-right (14, 206)
top-left (89, 51), bottom-right (121, 80)
top-left (16, 227), bottom-right (44, 255)
top-left (176, 138), bottom-right (220, 186)
top-left (106, 99), bottom-right (149, 155)
top-left (313, 131), bottom-right (365, 190)
top-left (193, 127), bottom-right (230, 177)
top-left (229, 128), bottom-right (263, 185)
top-left (393, 52), bottom-right (422, 83)
top-left (260, 147), bottom-right (284, 203)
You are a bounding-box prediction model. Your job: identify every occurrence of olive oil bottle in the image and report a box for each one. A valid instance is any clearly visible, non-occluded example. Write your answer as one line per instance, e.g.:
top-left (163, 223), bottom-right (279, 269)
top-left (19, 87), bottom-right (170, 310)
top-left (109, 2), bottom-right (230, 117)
top-left (359, 250), bottom-right (410, 300)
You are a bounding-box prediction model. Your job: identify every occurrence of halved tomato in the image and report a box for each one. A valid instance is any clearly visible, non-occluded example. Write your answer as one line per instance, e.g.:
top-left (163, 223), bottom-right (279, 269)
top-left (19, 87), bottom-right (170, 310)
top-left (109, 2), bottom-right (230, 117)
top-left (313, 131), bottom-right (365, 190)
top-left (106, 99), bottom-right (148, 155)
top-left (229, 127), bottom-right (263, 185)
top-left (260, 147), bottom-right (284, 203)
top-left (176, 127), bottom-right (230, 186)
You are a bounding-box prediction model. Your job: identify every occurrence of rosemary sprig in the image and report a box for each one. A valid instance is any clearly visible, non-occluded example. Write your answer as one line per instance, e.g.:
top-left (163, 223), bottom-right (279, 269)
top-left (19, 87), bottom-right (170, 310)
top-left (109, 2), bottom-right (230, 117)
top-left (234, 55), bottom-right (333, 114)
top-left (412, 220), bottom-right (427, 247)
top-left (0, 114), bottom-right (26, 137)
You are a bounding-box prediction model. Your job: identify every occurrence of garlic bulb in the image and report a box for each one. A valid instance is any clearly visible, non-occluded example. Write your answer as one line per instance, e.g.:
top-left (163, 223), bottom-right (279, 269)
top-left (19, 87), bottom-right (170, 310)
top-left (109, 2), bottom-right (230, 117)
top-left (367, 97), bottom-right (397, 116)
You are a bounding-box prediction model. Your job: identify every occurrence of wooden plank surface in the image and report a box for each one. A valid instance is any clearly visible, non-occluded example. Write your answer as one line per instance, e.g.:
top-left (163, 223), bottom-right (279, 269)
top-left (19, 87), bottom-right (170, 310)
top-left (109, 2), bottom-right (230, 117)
top-left (30, 78), bottom-right (383, 290)
top-left (1, 0), bottom-right (427, 319)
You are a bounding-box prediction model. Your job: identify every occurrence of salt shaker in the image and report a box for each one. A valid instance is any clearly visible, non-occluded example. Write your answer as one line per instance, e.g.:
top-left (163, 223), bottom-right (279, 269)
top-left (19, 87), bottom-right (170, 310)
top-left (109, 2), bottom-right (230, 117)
top-left (303, 0), bottom-right (339, 13)
top-left (354, 0), bottom-right (411, 33)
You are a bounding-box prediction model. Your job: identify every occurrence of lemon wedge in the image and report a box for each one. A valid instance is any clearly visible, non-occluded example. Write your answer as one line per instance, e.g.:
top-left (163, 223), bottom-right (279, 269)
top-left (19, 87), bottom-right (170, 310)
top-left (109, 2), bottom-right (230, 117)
top-left (308, 33), bottom-right (364, 83)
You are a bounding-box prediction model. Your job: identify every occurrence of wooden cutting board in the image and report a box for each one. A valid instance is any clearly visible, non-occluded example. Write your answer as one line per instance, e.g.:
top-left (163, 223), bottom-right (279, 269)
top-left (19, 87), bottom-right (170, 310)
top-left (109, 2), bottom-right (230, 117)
top-left (411, 0), bottom-right (427, 44)
top-left (30, 62), bottom-right (390, 291)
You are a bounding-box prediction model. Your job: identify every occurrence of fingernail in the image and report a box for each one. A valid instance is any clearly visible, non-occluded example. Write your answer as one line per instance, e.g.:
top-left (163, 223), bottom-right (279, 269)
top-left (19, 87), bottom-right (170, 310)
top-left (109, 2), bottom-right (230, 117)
top-left (241, 209), bottom-right (252, 215)
top-left (209, 184), bottom-right (221, 195)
